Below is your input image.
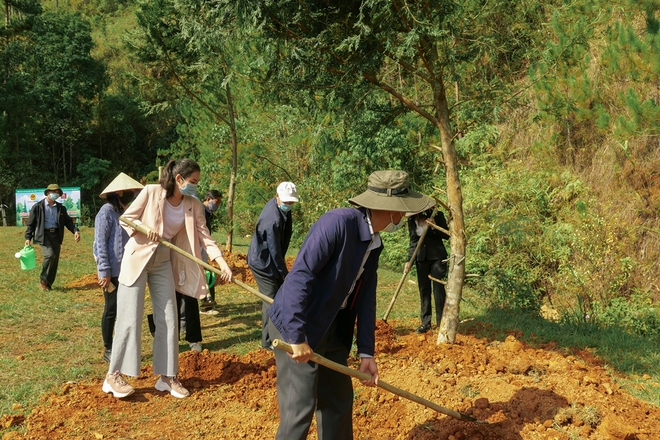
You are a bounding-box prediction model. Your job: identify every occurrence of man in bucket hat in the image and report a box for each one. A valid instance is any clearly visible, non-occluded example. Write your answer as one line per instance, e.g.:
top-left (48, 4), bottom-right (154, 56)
top-left (25, 184), bottom-right (81, 291)
top-left (267, 170), bottom-right (432, 440)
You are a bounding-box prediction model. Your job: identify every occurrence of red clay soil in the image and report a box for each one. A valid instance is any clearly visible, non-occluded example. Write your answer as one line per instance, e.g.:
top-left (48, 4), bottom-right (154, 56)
top-left (3, 322), bottom-right (660, 439)
top-left (3, 253), bottom-right (660, 439)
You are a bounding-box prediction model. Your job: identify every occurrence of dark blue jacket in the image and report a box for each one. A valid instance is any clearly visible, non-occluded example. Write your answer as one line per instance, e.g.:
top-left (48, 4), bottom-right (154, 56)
top-left (247, 198), bottom-right (293, 280)
top-left (268, 207), bottom-right (383, 356)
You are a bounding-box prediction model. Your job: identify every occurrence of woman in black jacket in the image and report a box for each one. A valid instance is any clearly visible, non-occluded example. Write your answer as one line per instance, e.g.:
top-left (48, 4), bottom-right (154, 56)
top-left (405, 208), bottom-right (450, 333)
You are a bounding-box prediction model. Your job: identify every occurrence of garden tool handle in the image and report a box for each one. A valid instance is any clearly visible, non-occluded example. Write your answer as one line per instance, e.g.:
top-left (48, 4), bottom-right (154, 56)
top-left (118, 216), bottom-right (273, 304)
top-left (271, 339), bottom-right (487, 424)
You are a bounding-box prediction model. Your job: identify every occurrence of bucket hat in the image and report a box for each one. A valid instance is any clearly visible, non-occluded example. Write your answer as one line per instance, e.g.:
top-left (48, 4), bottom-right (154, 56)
top-left (44, 184), bottom-right (63, 196)
top-left (277, 181), bottom-right (299, 203)
top-left (348, 170), bottom-right (434, 214)
top-left (99, 173), bottom-right (144, 198)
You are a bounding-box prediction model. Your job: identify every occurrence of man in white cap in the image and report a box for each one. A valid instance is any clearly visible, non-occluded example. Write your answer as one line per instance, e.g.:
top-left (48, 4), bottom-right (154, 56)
top-left (93, 173), bottom-right (144, 363)
top-left (25, 184), bottom-right (81, 291)
top-left (247, 181), bottom-right (299, 350)
top-left (266, 170), bottom-right (432, 440)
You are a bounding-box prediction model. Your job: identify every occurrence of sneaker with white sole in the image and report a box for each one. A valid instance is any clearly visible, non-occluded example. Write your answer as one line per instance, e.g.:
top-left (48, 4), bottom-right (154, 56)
top-left (189, 342), bottom-right (202, 352)
top-left (102, 371), bottom-right (134, 398)
top-left (155, 376), bottom-right (189, 398)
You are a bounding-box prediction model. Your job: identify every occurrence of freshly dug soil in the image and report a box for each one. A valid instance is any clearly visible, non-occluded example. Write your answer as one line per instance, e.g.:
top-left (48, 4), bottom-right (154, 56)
top-left (3, 253), bottom-right (659, 439)
top-left (4, 320), bottom-right (660, 439)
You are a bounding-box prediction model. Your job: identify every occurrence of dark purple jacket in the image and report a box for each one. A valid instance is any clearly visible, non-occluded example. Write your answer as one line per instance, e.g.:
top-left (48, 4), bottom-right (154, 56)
top-left (268, 207), bottom-right (383, 356)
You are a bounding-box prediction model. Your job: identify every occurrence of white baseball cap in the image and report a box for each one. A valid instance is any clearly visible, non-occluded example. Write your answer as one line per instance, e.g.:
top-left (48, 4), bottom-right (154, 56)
top-left (277, 182), bottom-right (299, 203)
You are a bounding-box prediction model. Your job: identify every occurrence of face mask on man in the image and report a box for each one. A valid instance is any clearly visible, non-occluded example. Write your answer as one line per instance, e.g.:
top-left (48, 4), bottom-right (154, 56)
top-left (48, 193), bottom-right (59, 202)
top-left (178, 177), bottom-right (197, 197)
top-left (381, 212), bottom-right (405, 233)
top-left (207, 200), bottom-right (219, 212)
top-left (279, 203), bottom-right (292, 213)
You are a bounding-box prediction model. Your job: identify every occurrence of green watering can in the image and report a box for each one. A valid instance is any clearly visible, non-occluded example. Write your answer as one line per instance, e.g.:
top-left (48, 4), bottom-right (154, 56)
top-left (15, 245), bottom-right (37, 271)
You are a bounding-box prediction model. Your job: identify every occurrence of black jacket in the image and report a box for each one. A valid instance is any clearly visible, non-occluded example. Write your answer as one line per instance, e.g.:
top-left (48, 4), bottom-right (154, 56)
top-left (25, 199), bottom-right (78, 245)
top-left (407, 211), bottom-right (449, 262)
top-left (247, 198), bottom-right (293, 280)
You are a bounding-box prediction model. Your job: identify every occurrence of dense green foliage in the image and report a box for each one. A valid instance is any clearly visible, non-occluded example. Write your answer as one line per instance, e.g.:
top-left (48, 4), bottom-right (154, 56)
top-left (2, 0), bottom-right (659, 333)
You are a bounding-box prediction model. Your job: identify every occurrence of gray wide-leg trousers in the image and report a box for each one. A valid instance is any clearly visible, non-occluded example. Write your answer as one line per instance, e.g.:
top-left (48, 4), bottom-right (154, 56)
top-left (108, 245), bottom-right (179, 377)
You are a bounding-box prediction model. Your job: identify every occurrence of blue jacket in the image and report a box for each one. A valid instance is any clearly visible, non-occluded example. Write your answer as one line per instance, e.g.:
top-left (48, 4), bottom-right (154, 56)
top-left (247, 198), bottom-right (293, 280)
top-left (268, 207), bottom-right (383, 356)
top-left (93, 203), bottom-right (129, 278)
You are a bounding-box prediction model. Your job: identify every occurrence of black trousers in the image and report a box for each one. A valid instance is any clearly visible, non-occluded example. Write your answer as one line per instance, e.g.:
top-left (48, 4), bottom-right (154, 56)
top-left (416, 259), bottom-right (447, 327)
top-left (176, 292), bottom-right (202, 343)
top-left (101, 276), bottom-right (119, 350)
top-left (252, 270), bottom-right (283, 349)
top-left (40, 229), bottom-right (61, 286)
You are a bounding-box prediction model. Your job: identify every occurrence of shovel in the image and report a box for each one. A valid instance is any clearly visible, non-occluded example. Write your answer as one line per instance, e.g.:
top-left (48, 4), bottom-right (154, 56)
top-left (272, 339), bottom-right (488, 424)
top-left (118, 216), bottom-right (273, 304)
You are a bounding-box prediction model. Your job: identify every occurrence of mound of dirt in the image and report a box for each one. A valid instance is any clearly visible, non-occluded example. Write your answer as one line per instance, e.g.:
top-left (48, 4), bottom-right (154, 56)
top-left (4, 321), bottom-right (660, 440)
top-left (221, 252), bottom-right (295, 285)
top-left (65, 253), bottom-right (295, 288)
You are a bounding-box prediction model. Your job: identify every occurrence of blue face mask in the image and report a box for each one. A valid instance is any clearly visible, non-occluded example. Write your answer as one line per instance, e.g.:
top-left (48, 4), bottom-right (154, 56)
top-left (279, 203), bottom-right (292, 213)
top-left (207, 200), bottom-right (219, 212)
top-left (48, 193), bottom-right (59, 202)
top-left (178, 178), bottom-right (197, 197)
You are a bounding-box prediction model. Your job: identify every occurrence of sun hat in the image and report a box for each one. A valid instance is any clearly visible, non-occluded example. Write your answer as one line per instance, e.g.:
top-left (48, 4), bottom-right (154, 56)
top-left (277, 181), bottom-right (299, 203)
top-left (348, 170), bottom-right (433, 215)
top-left (99, 173), bottom-right (144, 198)
top-left (408, 196), bottom-right (437, 217)
top-left (44, 184), bottom-right (63, 196)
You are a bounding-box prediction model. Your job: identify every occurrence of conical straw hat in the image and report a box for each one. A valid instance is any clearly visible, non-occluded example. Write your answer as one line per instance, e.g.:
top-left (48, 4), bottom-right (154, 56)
top-left (99, 173), bottom-right (144, 198)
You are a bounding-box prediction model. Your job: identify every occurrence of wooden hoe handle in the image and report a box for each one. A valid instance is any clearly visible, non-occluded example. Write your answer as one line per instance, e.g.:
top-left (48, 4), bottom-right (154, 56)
top-left (272, 339), bottom-right (487, 424)
top-left (118, 216), bottom-right (273, 304)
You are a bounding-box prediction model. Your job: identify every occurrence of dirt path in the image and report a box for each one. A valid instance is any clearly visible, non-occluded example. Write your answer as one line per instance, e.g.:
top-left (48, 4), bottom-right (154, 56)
top-left (3, 319), bottom-right (659, 440)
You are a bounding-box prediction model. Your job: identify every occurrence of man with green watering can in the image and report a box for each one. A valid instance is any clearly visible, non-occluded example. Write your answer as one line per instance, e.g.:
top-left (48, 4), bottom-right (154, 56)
top-left (24, 184), bottom-right (80, 291)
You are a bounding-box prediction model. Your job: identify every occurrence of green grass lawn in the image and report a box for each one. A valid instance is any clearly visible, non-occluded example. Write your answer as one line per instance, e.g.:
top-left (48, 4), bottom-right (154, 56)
top-left (1, 225), bottom-right (659, 422)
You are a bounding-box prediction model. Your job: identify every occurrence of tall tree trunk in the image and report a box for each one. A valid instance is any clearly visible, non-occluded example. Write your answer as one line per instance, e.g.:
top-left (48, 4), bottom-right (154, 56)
top-left (433, 76), bottom-right (466, 344)
top-left (224, 81), bottom-right (237, 253)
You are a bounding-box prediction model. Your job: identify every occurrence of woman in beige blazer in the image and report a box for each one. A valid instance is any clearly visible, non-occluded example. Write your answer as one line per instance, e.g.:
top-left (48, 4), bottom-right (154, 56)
top-left (102, 159), bottom-right (232, 399)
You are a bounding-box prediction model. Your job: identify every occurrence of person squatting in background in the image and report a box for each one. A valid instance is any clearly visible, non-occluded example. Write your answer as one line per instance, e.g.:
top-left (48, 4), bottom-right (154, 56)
top-left (247, 181), bottom-right (298, 350)
top-left (199, 189), bottom-right (223, 312)
top-left (24, 184), bottom-right (81, 291)
top-left (93, 173), bottom-right (144, 363)
top-left (405, 207), bottom-right (450, 334)
top-left (102, 159), bottom-right (232, 399)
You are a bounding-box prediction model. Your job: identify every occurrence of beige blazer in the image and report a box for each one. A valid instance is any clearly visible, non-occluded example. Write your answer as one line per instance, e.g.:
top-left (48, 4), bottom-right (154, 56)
top-left (118, 184), bottom-right (223, 298)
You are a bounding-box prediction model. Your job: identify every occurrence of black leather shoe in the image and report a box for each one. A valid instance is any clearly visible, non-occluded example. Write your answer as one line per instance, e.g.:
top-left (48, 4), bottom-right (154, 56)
top-left (416, 324), bottom-right (431, 334)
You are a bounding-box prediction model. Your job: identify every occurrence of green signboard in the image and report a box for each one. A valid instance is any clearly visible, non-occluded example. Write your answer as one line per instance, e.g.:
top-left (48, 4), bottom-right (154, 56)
top-left (15, 187), bottom-right (82, 225)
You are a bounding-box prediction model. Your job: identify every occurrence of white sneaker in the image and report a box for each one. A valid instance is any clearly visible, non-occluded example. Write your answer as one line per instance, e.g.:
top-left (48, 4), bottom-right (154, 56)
top-left (102, 371), bottom-right (134, 398)
top-left (155, 376), bottom-right (189, 398)
top-left (189, 342), bottom-right (202, 352)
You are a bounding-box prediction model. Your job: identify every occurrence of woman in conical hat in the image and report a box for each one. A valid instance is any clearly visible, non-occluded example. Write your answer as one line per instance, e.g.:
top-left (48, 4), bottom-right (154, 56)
top-left (93, 173), bottom-right (144, 364)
